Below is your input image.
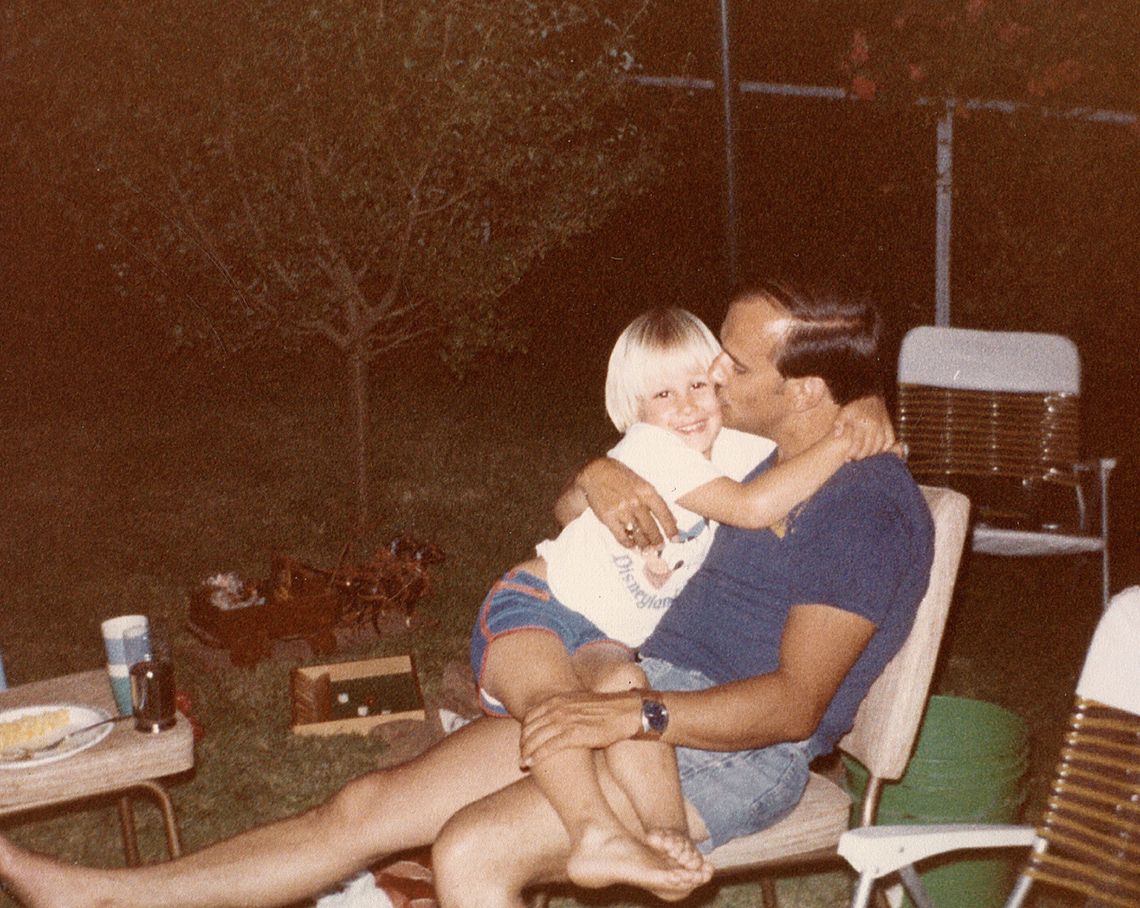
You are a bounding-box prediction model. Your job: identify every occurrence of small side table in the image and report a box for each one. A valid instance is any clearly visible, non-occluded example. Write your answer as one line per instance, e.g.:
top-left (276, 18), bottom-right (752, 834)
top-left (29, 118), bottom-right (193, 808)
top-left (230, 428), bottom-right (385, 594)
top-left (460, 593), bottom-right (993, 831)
top-left (0, 669), bottom-right (194, 863)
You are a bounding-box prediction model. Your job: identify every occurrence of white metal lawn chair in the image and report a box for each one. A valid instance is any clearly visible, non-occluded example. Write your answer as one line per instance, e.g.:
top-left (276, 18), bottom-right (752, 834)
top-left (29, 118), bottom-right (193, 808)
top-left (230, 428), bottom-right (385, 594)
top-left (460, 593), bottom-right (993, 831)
top-left (838, 584), bottom-right (1140, 908)
top-left (896, 326), bottom-right (1117, 610)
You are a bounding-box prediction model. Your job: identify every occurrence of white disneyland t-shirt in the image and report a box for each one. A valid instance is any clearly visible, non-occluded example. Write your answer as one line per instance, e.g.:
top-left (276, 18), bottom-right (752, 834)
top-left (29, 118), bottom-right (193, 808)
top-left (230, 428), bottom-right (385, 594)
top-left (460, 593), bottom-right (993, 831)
top-left (536, 424), bottom-right (775, 647)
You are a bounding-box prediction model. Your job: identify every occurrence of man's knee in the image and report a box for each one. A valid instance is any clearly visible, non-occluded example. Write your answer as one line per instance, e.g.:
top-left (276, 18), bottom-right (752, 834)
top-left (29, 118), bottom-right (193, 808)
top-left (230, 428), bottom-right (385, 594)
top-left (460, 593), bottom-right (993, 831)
top-left (432, 815), bottom-right (473, 899)
top-left (434, 799), bottom-right (554, 908)
top-left (316, 770), bottom-right (391, 833)
top-left (433, 812), bottom-right (512, 908)
top-left (590, 660), bottom-right (648, 694)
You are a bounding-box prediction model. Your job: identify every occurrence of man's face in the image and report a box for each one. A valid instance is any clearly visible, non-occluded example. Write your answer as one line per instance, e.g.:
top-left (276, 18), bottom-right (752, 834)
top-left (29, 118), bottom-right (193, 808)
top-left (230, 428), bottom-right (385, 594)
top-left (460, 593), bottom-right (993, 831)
top-left (708, 296), bottom-right (793, 436)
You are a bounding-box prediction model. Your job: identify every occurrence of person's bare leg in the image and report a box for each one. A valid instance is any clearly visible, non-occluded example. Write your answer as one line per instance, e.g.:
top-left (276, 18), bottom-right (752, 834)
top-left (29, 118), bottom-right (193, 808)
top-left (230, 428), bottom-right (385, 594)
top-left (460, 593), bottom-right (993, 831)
top-left (433, 749), bottom-right (709, 908)
top-left (573, 652), bottom-right (711, 875)
top-left (0, 717), bottom-right (527, 908)
top-left (481, 632), bottom-right (692, 892)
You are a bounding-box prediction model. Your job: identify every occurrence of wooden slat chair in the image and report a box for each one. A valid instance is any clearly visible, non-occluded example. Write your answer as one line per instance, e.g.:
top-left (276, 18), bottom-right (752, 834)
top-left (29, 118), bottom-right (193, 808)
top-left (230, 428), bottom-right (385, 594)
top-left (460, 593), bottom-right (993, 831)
top-left (838, 584), bottom-right (1140, 908)
top-left (706, 485), bottom-right (971, 907)
top-left (896, 326), bottom-right (1116, 610)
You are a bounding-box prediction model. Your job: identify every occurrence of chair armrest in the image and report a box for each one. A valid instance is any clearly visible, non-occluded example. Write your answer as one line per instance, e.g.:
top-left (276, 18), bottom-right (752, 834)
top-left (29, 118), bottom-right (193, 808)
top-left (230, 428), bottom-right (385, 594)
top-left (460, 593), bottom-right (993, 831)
top-left (1072, 457), bottom-right (1117, 476)
top-left (1049, 457), bottom-right (1116, 532)
top-left (838, 824), bottom-right (1037, 877)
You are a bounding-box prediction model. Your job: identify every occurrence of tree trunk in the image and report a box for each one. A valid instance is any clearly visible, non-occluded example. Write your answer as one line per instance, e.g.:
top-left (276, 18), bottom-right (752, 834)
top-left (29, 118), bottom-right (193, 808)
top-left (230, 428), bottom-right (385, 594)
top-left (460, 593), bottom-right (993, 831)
top-left (349, 347), bottom-right (371, 539)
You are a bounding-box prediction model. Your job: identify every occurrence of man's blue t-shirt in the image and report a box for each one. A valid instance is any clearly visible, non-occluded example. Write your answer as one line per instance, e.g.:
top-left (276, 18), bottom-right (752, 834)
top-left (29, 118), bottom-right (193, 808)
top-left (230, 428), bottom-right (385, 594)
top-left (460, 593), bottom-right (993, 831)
top-left (640, 451), bottom-right (935, 758)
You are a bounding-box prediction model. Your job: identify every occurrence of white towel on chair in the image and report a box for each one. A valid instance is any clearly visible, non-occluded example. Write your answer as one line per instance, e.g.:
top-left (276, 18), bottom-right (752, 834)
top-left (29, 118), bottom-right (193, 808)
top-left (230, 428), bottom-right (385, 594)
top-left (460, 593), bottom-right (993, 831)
top-left (315, 872), bottom-right (394, 908)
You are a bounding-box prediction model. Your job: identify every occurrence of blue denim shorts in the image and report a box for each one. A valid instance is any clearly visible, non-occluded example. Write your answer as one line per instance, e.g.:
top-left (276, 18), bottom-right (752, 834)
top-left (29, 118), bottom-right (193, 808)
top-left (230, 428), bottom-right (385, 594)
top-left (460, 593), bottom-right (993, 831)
top-left (470, 570), bottom-right (629, 716)
top-left (639, 656), bottom-right (812, 852)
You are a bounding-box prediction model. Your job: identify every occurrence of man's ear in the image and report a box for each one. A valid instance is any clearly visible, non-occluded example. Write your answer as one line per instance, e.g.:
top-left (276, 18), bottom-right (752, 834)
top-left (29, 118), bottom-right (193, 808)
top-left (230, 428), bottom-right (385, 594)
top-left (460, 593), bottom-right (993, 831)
top-left (787, 375), bottom-right (829, 411)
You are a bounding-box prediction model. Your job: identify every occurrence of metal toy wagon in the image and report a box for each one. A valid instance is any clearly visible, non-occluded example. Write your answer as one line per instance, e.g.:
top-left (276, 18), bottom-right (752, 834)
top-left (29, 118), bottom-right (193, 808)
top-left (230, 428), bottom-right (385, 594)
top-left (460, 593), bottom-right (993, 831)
top-left (187, 556), bottom-right (346, 667)
top-left (187, 536), bottom-right (444, 667)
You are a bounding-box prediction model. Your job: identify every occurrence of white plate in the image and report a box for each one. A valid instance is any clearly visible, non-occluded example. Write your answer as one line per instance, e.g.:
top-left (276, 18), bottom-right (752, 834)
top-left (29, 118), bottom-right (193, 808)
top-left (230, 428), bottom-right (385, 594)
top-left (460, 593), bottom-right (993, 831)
top-left (0, 704), bottom-right (115, 769)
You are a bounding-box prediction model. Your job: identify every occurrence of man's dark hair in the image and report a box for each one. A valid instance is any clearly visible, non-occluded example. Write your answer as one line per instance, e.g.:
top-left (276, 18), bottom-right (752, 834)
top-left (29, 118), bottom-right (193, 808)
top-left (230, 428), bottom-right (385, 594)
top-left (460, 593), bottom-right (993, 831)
top-left (732, 279), bottom-right (884, 405)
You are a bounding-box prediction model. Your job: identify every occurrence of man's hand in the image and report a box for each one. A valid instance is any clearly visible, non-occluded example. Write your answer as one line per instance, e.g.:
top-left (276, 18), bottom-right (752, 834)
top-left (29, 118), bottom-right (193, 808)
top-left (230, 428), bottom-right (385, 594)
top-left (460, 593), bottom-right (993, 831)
top-left (834, 395), bottom-right (896, 459)
top-left (519, 689), bottom-right (642, 768)
top-left (577, 457), bottom-right (678, 549)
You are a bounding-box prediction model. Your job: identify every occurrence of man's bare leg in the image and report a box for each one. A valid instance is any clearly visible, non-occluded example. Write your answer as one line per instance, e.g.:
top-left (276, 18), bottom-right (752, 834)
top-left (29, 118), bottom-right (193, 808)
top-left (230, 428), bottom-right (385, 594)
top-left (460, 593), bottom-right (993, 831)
top-left (481, 632), bottom-right (697, 893)
top-left (433, 748), bottom-right (710, 908)
top-left (0, 717), bottom-right (527, 908)
top-left (572, 651), bottom-right (710, 876)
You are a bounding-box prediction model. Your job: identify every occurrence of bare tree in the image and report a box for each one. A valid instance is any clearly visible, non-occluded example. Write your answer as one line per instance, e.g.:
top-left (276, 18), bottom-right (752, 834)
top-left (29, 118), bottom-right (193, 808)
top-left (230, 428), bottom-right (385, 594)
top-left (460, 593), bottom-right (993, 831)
top-left (8, 0), bottom-right (663, 534)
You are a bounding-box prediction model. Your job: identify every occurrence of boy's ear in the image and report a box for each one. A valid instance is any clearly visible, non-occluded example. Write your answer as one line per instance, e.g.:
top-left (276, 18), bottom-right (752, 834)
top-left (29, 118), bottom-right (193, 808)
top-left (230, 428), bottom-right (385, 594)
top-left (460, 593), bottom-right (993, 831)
top-left (787, 375), bottom-right (828, 411)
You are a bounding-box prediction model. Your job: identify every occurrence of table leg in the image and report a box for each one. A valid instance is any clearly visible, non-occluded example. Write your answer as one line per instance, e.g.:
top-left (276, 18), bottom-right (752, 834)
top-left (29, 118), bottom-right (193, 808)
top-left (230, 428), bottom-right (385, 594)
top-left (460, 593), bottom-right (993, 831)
top-left (138, 780), bottom-right (183, 858)
top-left (117, 783), bottom-right (183, 863)
top-left (117, 796), bottom-right (141, 866)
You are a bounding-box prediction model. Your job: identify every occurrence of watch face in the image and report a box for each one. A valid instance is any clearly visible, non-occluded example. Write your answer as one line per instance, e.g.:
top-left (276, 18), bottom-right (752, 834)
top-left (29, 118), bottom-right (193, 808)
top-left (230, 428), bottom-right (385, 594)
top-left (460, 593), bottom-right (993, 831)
top-left (643, 699), bottom-right (668, 735)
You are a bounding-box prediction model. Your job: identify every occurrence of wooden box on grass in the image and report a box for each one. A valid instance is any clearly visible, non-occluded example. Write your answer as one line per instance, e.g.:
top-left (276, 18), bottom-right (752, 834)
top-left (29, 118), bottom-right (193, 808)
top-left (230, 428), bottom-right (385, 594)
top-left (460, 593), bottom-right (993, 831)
top-left (291, 655), bottom-right (425, 736)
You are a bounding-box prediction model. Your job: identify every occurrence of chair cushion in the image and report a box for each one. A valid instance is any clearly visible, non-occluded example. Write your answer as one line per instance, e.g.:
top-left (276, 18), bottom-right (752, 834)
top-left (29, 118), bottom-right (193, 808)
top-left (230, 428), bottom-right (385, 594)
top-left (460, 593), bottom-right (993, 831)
top-left (708, 771), bottom-right (852, 871)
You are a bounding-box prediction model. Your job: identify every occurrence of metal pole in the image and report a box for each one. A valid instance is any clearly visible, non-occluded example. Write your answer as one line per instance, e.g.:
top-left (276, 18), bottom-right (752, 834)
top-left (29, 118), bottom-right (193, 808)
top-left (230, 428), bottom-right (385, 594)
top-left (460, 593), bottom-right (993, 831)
top-left (717, 0), bottom-right (739, 288)
top-left (633, 74), bottom-right (1135, 327)
top-left (935, 100), bottom-right (954, 326)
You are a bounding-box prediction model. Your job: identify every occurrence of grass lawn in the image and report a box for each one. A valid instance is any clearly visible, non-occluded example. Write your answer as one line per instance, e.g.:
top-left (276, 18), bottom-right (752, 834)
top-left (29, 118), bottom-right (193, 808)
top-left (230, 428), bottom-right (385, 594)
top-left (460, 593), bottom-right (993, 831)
top-left (0, 316), bottom-right (1115, 907)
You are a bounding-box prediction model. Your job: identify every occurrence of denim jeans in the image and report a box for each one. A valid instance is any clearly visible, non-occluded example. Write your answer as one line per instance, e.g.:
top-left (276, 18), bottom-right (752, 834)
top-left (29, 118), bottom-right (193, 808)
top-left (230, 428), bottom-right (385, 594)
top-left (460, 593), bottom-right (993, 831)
top-left (639, 656), bottom-right (812, 851)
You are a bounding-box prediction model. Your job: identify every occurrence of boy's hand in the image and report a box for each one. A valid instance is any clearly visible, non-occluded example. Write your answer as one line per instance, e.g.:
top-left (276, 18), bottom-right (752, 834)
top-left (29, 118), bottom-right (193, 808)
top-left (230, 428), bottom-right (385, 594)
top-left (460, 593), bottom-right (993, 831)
top-left (834, 395), bottom-right (896, 459)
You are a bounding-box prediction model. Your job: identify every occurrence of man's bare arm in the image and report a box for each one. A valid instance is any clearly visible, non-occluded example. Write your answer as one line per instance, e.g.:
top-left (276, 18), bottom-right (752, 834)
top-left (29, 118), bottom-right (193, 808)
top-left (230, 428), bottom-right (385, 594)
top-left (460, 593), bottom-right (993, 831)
top-left (519, 603), bottom-right (875, 765)
top-left (553, 475), bottom-right (590, 528)
top-left (555, 456), bottom-right (679, 548)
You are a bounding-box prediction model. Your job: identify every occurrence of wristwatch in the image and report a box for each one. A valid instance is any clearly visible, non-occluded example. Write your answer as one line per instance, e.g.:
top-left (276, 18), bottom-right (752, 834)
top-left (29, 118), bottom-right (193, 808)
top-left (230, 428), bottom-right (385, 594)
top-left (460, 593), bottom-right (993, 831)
top-left (633, 695), bottom-right (669, 741)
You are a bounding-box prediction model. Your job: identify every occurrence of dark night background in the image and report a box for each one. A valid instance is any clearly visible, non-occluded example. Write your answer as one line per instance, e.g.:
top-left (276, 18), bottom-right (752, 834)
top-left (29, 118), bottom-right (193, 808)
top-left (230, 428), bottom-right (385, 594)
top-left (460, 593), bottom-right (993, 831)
top-left (3, 4), bottom-right (1137, 583)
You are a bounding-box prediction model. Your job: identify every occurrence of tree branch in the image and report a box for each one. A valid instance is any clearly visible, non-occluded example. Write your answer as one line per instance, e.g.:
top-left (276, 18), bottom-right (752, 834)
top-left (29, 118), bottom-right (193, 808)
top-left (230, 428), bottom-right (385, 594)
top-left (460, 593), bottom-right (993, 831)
top-left (366, 322), bottom-right (437, 359)
top-left (118, 173), bottom-right (250, 312)
top-left (221, 124), bottom-right (302, 298)
top-left (299, 317), bottom-right (349, 350)
top-left (107, 223), bottom-right (231, 352)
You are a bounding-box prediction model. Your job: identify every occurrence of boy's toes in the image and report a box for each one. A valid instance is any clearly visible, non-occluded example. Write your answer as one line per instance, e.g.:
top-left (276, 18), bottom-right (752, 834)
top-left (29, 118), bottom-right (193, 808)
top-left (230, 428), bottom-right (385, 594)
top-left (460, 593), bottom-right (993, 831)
top-left (645, 828), bottom-right (710, 873)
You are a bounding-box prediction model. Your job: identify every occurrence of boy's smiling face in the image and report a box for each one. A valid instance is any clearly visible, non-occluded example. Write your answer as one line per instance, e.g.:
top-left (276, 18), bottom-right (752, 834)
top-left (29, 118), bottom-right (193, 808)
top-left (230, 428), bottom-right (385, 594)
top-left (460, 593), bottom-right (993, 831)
top-left (637, 366), bottom-right (722, 456)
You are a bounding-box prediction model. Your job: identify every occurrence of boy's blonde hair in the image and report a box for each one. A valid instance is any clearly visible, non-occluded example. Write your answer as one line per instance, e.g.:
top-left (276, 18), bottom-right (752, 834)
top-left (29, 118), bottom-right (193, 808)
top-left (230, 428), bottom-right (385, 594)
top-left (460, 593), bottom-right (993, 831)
top-left (605, 308), bottom-right (722, 433)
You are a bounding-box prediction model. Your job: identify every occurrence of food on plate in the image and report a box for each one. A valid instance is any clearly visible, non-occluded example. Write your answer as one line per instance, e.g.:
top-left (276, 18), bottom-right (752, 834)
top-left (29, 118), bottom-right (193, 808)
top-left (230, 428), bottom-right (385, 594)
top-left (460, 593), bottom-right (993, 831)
top-left (0, 709), bottom-right (70, 750)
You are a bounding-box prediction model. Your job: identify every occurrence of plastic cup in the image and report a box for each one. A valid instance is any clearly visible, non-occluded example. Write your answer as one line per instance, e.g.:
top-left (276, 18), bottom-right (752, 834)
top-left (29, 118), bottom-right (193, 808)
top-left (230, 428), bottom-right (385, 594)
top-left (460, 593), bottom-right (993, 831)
top-left (101, 615), bottom-right (148, 664)
top-left (102, 616), bottom-right (149, 716)
top-left (108, 663), bottom-right (134, 715)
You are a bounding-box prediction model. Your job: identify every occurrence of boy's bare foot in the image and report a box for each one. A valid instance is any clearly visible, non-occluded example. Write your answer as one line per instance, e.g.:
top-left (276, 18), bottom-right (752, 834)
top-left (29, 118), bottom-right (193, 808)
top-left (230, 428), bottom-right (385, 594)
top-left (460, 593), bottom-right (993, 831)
top-left (565, 825), bottom-right (708, 900)
top-left (646, 828), bottom-right (713, 876)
